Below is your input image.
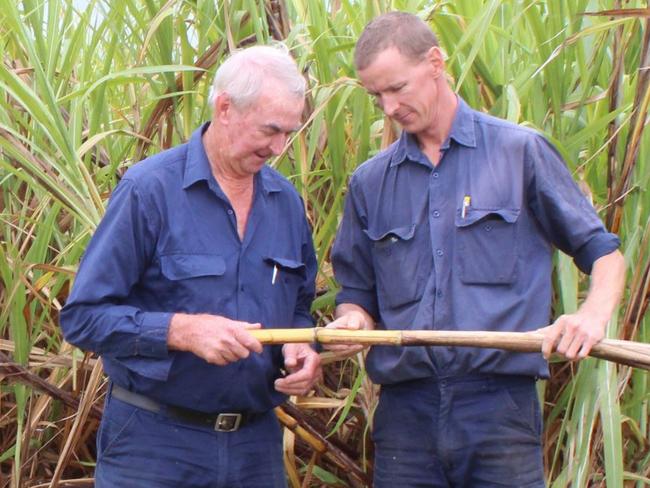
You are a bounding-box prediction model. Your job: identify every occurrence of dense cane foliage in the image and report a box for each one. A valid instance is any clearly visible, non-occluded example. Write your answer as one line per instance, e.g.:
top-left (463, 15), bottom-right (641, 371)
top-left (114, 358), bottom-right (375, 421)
top-left (1, 1), bottom-right (649, 486)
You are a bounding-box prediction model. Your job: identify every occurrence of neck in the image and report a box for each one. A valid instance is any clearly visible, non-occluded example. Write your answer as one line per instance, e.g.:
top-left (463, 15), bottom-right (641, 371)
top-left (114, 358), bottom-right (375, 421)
top-left (202, 123), bottom-right (254, 192)
top-left (417, 83), bottom-right (458, 149)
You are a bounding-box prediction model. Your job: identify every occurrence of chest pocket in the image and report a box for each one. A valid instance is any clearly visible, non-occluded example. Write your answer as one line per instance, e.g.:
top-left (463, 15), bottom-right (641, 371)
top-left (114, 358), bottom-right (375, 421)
top-left (455, 208), bottom-right (519, 285)
top-left (263, 256), bottom-right (306, 326)
top-left (160, 254), bottom-right (226, 280)
top-left (158, 254), bottom-right (227, 312)
top-left (364, 224), bottom-right (426, 310)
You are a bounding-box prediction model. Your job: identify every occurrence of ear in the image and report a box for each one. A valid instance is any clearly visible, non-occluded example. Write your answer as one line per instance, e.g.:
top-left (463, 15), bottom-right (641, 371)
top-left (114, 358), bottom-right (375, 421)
top-left (214, 93), bottom-right (232, 124)
top-left (426, 46), bottom-right (445, 79)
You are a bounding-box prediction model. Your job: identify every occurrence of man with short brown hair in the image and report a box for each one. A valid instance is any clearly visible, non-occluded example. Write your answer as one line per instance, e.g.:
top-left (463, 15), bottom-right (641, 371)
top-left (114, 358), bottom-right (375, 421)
top-left (329, 11), bottom-right (625, 487)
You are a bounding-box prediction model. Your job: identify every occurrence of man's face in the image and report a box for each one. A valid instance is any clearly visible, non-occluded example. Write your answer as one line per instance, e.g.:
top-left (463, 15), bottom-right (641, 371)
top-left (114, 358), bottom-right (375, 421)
top-left (217, 81), bottom-right (304, 177)
top-left (357, 47), bottom-right (443, 137)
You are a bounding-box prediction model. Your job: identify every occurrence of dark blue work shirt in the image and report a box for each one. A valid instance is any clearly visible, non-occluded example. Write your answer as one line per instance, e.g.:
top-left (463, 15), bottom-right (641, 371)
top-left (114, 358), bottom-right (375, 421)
top-left (332, 98), bottom-right (620, 384)
top-left (60, 123), bottom-right (317, 412)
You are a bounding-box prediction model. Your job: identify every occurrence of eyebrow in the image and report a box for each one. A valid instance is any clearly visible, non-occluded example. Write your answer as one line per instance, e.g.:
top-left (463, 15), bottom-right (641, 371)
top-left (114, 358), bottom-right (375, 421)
top-left (263, 123), bottom-right (302, 133)
top-left (368, 81), bottom-right (406, 96)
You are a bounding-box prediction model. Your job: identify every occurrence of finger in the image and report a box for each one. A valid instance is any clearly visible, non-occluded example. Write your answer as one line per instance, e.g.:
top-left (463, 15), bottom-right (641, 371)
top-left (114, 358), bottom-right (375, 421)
top-left (281, 355), bottom-right (320, 386)
top-left (564, 324), bottom-right (591, 360)
top-left (217, 347), bottom-right (239, 363)
top-left (555, 323), bottom-right (578, 357)
top-left (541, 324), bottom-right (562, 359)
top-left (225, 333), bottom-right (256, 358)
top-left (331, 320), bottom-right (361, 330)
top-left (234, 328), bottom-right (263, 354)
top-left (275, 375), bottom-right (314, 395)
top-left (281, 367), bottom-right (310, 385)
top-left (562, 334), bottom-right (584, 360)
top-left (275, 383), bottom-right (311, 396)
top-left (577, 337), bottom-right (597, 359)
top-left (207, 351), bottom-right (227, 366)
top-left (327, 348), bottom-right (362, 359)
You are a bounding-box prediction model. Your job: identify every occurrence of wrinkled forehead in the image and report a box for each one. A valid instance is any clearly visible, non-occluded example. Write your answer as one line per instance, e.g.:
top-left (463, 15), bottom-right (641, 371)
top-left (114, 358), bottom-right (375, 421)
top-left (243, 89), bottom-right (304, 129)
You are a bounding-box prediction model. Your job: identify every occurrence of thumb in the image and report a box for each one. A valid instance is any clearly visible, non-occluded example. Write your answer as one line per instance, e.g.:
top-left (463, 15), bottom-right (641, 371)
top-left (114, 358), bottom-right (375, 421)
top-left (242, 322), bottom-right (262, 329)
top-left (283, 345), bottom-right (298, 368)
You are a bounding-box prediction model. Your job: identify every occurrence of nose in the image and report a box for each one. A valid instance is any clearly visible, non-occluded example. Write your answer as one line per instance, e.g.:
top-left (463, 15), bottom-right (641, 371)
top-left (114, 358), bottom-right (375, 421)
top-left (380, 94), bottom-right (399, 117)
top-left (269, 133), bottom-right (288, 155)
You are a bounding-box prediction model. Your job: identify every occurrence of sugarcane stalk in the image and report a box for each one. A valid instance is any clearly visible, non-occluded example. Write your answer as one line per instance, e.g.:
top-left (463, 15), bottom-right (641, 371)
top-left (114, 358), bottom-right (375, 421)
top-left (250, 328), bottom-right (650, 371)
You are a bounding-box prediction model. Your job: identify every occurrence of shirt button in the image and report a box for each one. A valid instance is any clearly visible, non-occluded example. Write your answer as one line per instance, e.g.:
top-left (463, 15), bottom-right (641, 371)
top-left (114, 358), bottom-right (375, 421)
top-left (485, 224), bottom-right (493, 232)
top-left (432, 172), bottom-right (439, 179)
top-left (436, 289), bottom-right (443, 298)
top-left (436, 249), bottom-right (443, 257)
top-left (227, 209), bottom-right (234, 215)
top-left (433, 210), bottom-right (440, 218)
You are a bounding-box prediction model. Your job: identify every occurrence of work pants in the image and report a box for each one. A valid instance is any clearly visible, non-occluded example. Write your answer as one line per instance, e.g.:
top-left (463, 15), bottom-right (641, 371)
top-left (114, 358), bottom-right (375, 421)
top-left (372, 374), bottom-right (545, 487)
top-left (94, 387), bottom-right (287, 488)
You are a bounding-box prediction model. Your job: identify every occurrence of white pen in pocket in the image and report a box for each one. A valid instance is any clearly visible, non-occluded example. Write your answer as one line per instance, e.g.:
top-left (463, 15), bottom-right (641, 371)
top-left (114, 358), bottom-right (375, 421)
top-left (272, 264), bottom-right (278, 285)
top-left (461, 195), bottom-right (471, 219)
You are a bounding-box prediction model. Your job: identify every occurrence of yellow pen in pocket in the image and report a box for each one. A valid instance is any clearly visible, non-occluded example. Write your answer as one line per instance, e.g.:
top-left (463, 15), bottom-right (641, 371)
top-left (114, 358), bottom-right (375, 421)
top-left (461, 195), bottom-right (471, 219)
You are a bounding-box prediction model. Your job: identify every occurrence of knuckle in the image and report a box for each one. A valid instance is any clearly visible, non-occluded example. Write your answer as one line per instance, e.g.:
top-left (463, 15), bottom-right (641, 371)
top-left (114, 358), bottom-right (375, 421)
top-left (565, 322), bottom-right (578, 332)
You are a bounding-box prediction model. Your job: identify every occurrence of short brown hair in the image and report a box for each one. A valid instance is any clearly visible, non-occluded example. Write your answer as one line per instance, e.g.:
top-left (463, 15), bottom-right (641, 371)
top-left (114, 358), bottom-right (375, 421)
top-left (354, 12), bottom-right (439, 70)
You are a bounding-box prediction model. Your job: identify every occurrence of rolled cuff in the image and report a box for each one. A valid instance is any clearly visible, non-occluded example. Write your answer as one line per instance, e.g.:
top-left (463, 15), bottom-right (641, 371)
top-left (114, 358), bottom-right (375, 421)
top-left (573, 233), bottom-right (620, 274)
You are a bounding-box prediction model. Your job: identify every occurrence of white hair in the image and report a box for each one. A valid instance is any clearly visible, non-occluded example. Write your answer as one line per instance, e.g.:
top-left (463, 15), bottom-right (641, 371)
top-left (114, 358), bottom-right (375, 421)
top-left (208, 44), bottom-right (306, 108)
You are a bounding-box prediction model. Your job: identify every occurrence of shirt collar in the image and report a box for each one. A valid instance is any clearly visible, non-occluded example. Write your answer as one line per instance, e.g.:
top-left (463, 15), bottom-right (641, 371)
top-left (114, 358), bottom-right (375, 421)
top-left (183, 122), bottom-right (282, 194)
top-left (390, 96), bottom-right (477, 167)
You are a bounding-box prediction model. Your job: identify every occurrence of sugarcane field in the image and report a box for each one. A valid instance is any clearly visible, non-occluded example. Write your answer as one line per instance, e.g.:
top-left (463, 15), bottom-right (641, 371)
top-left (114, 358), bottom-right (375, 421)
top-left (1, 1), bottom-right (650, 487)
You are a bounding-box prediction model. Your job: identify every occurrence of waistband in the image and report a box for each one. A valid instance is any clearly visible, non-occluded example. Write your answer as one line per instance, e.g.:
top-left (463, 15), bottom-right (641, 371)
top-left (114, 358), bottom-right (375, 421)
top-left (381, 373), bottom-right (536, 391)
top-left (110, 384), bottom-right (267, 432)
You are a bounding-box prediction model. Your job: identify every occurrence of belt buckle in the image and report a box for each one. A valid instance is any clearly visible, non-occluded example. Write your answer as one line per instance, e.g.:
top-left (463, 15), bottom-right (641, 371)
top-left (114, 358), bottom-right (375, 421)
top-left (214, 413), bottom-right (242, 432)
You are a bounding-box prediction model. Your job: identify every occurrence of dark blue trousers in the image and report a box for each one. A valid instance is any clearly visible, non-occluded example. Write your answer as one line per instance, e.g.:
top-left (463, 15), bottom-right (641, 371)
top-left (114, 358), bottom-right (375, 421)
top-left (372, 375), bottom-right (545, 487)
top-left (95, 388), bottom-right (287, 488)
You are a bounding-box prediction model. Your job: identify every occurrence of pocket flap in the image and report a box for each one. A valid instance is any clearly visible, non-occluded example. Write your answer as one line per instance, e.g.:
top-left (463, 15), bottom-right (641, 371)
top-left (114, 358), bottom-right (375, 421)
top-left (264, 256), bottom-right (306, 276)
top-left (160, 254), bottom-right (226, 280)
top-left (363, 224), bottom-right (416, 242)
top-left (455, 208), bottom-right (520, 228)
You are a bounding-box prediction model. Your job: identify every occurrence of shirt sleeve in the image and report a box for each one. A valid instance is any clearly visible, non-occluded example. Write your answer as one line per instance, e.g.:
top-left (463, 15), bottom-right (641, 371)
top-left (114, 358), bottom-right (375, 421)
top-left (59, 178), bottom-right (174, 381)
top-left (525, 134), bottom-right (620, 274)
top-left (331, 175), bottom-right (380, 320)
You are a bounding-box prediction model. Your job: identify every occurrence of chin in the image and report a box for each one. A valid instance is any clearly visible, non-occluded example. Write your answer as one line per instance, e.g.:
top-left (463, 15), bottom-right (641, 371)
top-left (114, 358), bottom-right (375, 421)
top-left (247, 160), bottom-right (267, 174)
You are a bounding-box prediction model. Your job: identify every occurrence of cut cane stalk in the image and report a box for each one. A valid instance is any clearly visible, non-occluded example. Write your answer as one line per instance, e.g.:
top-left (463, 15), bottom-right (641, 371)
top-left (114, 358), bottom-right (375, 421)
top-left (251, 328), bottom-right (650, 371)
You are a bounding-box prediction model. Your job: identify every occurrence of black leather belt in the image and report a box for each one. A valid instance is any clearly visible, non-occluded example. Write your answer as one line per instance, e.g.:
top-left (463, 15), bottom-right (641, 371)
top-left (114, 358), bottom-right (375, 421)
top-left (111, 384), bottom-right (263, 432)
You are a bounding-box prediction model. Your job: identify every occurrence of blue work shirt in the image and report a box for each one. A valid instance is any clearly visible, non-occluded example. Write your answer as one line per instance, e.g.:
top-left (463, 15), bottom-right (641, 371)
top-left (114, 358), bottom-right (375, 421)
top-left (60, 123), bottom-right (317, 412)
top-left (332, 98), bottom-right (620, 384)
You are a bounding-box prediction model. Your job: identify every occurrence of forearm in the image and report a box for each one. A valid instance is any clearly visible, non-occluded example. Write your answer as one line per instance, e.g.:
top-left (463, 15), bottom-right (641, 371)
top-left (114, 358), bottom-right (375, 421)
top-left (541, 249), bottom-right (626, 360)
top-left (578, 250), bottom-right (626, 329)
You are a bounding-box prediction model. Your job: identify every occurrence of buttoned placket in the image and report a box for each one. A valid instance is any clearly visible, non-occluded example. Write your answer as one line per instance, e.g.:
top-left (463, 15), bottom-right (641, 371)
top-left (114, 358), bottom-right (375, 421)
top-left (237, 184), bottom-right (269, 315)
top-left (428, 156), bottom-right (452, 314)
top-left (206, 177), bottom-right (253, 320)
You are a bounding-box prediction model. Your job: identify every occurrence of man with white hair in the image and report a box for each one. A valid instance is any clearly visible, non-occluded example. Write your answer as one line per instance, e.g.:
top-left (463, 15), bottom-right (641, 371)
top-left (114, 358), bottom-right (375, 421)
top-left (60, 45), bottom-right (321, 487)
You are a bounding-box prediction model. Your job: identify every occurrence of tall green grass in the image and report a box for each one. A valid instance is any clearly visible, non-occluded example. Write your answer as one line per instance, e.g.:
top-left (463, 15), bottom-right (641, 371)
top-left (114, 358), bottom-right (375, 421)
top-left (1, 0), bottom-right (648, 486)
